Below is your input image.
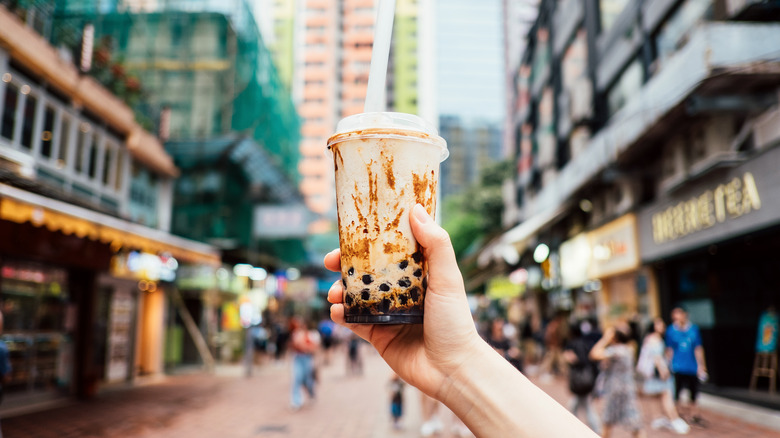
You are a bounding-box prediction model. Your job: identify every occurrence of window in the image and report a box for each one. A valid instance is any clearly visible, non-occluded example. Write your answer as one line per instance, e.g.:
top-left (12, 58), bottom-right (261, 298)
top-left (58, 115), bottom-right (72, 166)
top-left (600, 0), bottom-right (630, 33)
top-left (1, 82), bottom-right (19, 140)
top-left (87, 133), bottom-right (99, 179)
top-left (653, 0), bottom-right (713, 74)
top-left (607, 59), bottom-right (643, 116)
top-left (20, 94), bottom-right (36, 149)
top-left (40, 105), bottom-right (56, 158)
top-left (102, 145), bottom-right (113, 186)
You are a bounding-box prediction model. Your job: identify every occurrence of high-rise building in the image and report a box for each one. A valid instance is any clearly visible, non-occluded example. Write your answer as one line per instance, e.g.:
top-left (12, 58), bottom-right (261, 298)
top-left (489, 0), bottom-right (780, 404)
top-left (264, 0), bottom-right (433, 221)
top-left (436, 0), bottom-right (506, 202)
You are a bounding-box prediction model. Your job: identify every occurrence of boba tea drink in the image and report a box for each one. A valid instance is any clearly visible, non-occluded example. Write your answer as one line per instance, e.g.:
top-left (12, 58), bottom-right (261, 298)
top-left (328, 112), bottom-right (448, 324)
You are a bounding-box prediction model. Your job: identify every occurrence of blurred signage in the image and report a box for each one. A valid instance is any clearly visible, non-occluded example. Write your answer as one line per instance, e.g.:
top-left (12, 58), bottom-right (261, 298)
top-left (112, 251), bottom-right (177, 282)
top-left (560, 233), bottom-right (591, 288)
top-left (486, 276), bottom-right (523, 299)
top-left (639, 146), bottom-right (780, 261)
top-left (588, 214), bottom-right (639, 279)
top-left (253, 204), bottom-right (309, 238)
top-left (651, 172), bottom-right (761, 244)
top-left (285, 277), bottom-right (317, 301)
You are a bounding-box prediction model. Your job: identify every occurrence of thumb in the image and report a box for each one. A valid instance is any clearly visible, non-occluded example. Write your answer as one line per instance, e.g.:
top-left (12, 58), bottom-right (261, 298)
top-left (409, 204), bottom-right (464, 294)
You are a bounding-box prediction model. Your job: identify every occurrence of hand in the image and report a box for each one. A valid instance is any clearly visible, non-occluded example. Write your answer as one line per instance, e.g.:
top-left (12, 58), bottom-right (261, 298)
top-left (325, 204), bottom-right (483, 399)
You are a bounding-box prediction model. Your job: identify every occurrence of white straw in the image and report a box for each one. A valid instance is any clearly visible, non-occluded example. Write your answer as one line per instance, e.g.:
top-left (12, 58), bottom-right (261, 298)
top-left (364, 0), bottom-right (397, 113)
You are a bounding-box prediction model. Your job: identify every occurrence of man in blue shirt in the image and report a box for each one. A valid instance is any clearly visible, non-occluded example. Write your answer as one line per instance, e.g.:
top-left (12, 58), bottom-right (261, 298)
top-left (666, 307), bottom-right (708, 426)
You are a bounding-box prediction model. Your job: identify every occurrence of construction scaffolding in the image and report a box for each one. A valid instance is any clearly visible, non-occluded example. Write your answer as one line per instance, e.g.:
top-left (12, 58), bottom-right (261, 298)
top-left (50, 0), bottom-right (301, 182)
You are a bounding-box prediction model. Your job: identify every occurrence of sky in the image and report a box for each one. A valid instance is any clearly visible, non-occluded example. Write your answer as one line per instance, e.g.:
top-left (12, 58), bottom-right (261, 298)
top-left (436, 0), bottom-right (506, 124)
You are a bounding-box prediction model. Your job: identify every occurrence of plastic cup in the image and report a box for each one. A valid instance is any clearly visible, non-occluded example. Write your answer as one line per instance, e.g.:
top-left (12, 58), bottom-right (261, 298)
top-left (327, 112), bottom-right (448, 324)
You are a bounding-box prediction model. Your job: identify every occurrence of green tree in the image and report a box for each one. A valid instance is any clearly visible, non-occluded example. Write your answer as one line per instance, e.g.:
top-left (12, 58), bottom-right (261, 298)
top-left (442, 159), bottom-right (513, 260)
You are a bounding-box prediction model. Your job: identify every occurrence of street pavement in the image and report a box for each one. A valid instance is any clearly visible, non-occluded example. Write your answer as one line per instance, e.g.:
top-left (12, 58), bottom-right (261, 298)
top-left (2, 346), bottom-right (779, 437)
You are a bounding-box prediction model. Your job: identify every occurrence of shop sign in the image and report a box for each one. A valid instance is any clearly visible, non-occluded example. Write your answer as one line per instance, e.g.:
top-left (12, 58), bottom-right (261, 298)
top-left (486, 276), bottom-right (523, 299)
top-left (651, 172), bottom-right (761, 244)
top-left (560, 233), bottom-right (591, 288)
top-left (639, 146), bottom-right (780, 261)
top-left (253, 204), bottom-right (309, 238)
top-left (587, 214), bottom-right (640, 279)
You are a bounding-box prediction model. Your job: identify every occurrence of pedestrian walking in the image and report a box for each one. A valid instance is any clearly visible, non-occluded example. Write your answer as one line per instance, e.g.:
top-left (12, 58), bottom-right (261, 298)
top-left (289, 317), bottom-right (320, 410)
top-left (388, 372), bottom-right (405, 430)
top-left (563, 320), bottom-right (601, 434)
top-left (666, 307), bottom-right (708, 426)
top-left (347, 333), bottom-right (363, 376)
top-left (486, 318), bottom-right (523, 371)
top-left (590, 324), bottom-right (646, 438)
top-left (539, 313), bottom-right (568, 381)
top-left (637, 317), bottom-right (690, 434)
top-left (318, 317), bottom-right (335, 365)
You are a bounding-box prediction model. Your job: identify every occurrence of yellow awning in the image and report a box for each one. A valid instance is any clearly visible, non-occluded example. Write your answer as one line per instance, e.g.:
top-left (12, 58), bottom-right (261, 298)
top-left (0, 185), bottom-right (220, 267)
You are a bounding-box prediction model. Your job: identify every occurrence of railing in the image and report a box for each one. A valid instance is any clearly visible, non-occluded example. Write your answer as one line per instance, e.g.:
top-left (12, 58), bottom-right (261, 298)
top-left (0, 66), bottom-right (131, 214)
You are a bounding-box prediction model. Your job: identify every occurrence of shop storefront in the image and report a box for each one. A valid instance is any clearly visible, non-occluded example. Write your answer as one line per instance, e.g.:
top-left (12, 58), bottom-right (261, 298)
top-left (559, 213), bottom-right (656, 327)
top-left (638, 145), bottom-right (780, 391)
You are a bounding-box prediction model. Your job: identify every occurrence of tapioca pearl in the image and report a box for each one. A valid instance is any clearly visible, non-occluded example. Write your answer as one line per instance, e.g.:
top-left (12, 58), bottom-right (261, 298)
top-left (412, 251), bottom-right (423, 263)
top-left (422, 277), bottom-right (428, 291)
top-left (348, 267), bottom-right (355, 276)
top-left (379, 283), bottom-right (390, 292)
top-left (361, 289), bottom-right (370, 301)
top-left (398, 277), bottom-right (411, 288)
top-left (345, 294), bottom-right (354, 306)
top-left (379, 298), bottom-right (392, 313)
top-left (409, 286), bottom-right (420, 302)
top-left (342, 278), bottom-right (347, 288)
top-left (399, 294), bottom-right (409, 305)
top-left (413, 269), bottom-right (422, 278)
top-left (362, 274), bottom-right (373, 285)
top-left (399, 260), bottom-right (408, 270)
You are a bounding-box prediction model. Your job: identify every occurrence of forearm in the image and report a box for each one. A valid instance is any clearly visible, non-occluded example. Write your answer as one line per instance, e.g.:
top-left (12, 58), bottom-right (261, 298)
top-left (438, 341), bottom-right (597, 438)
top-left (695, 346), bottom-right (706, 370)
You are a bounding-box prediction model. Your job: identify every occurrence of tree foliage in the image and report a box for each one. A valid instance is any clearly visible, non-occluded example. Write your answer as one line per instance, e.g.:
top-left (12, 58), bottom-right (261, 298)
top-left (442, 159), bottom-right (513, 260)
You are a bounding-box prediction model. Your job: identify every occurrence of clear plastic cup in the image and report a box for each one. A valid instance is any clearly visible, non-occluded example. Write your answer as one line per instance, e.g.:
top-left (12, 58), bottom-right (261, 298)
top-left (328, 112), bottom-right (448, 324)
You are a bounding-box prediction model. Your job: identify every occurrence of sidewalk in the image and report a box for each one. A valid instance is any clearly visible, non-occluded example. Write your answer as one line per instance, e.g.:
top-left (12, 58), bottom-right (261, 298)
top-left (2, 349), bottom-right (779, 437)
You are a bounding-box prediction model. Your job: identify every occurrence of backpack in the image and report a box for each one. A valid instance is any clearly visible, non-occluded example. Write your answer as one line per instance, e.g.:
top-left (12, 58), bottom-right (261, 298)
top-left (569, 364), bottom-right (597, 395)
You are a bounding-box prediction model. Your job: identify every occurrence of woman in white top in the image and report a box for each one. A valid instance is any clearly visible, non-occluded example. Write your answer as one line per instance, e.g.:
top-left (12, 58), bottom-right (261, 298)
top-left (637, 317), bottom-right (690, 434)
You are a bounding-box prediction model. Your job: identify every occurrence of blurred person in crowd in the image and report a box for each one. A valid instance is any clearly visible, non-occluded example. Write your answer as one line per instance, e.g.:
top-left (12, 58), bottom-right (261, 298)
top-left (590, 324), bottom-right (646, 438)
top-left (637, 318), bottom-right (690, 434)
top-left (419, 394), bottom-right (444, 437)
top-left (563, 320), bottom-right (601, 434)
top-left (324, 204), bottom-right (600, 437)
top-left (273, 317), bottom-right (290, 363)
top-left (388, 372), bottom-right (405, 430)
top-left (0, 312), bottom-right (10, 438)
top-left (539, 312), bottom-right (568, 381)
top-left (666, 307), bottom-right (708, 426)
top-left (520, 316), bottom-right (538, 368)
top-left (318, 316), bottom-right (336, 365)
top-left (289, 316), bottom-right (320, 410)
top-left (485, 318), bottom-right (523, 372)
top-left (346, 332), bottom-right (363, 376)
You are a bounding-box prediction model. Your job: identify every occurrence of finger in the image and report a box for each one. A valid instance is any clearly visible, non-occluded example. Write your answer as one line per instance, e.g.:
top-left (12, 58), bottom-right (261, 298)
top-left (330, 304), bottom-right (373, 341)
top-left (323, 249), bottom-right (341, 272)
top-left (327, 280), bottom-right (343, 304)
top-left (409, 203), bottom-right (463, 293)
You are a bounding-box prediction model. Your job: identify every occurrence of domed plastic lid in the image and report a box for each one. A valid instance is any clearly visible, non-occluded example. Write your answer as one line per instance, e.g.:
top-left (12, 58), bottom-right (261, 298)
top-left (329, 112), bottom-right (448, 161)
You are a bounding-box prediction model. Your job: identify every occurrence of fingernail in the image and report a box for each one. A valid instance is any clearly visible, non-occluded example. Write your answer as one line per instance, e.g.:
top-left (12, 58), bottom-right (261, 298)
top-left (413, 204), bottom-right (432, 224)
